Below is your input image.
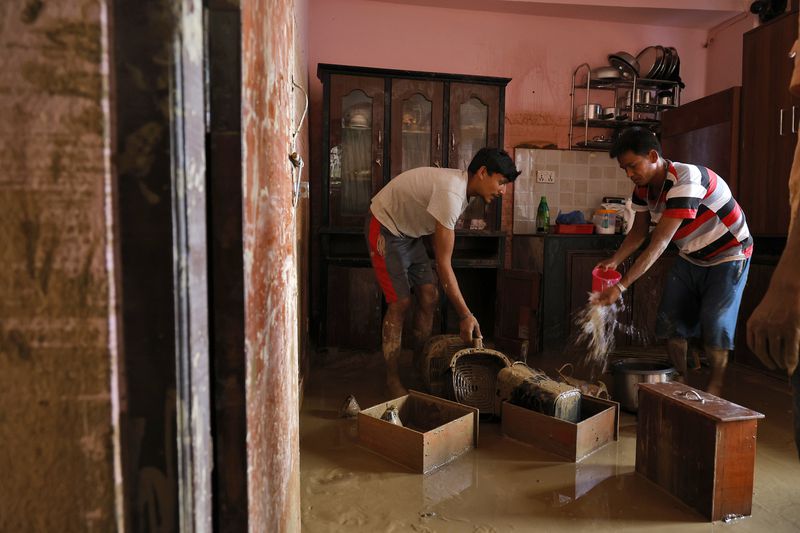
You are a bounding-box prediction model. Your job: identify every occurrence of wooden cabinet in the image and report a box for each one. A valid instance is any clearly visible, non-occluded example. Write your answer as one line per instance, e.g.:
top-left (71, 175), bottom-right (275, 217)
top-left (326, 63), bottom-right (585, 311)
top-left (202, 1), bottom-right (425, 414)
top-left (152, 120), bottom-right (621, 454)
top-left (661, 87), bottom-right (741, 195)
top-left (740, 12), bottom-right (799, 236)
top-left (316, 64), bottom-right (510, 348)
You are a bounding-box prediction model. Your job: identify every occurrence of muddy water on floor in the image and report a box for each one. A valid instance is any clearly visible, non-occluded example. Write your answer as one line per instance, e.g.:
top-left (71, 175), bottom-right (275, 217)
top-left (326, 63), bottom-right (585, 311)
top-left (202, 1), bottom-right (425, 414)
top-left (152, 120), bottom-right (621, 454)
top-left (300, 349), bottom-right (800, 532)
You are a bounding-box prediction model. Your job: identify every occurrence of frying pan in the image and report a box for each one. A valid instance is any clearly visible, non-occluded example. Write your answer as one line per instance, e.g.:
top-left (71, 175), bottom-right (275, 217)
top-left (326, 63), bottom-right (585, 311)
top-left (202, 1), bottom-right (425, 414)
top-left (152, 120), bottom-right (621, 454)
top-left (665, 46), bottom-right (680, 80)
top-left (608, 51), bottom-right (640, 78)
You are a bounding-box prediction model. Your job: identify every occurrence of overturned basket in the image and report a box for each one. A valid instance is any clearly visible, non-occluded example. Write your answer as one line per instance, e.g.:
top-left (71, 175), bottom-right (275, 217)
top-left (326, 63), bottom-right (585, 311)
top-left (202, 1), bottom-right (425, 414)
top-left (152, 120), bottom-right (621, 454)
top-left (448, 339), bottom-right (512, 416)
top-left (420, 334), bottom-right (468, 397)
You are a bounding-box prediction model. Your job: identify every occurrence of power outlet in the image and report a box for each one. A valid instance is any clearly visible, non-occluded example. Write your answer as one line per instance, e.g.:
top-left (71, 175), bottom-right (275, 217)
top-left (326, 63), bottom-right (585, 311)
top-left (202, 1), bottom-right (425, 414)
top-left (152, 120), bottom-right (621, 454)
top-left (536, 170), bottom-right (556, 184)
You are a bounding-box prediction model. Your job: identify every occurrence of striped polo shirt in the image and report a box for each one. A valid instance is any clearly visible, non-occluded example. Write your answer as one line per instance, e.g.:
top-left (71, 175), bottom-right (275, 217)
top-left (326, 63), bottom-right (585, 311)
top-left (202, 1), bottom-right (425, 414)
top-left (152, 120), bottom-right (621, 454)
top-left (631, 161), bottom-right (753, 266)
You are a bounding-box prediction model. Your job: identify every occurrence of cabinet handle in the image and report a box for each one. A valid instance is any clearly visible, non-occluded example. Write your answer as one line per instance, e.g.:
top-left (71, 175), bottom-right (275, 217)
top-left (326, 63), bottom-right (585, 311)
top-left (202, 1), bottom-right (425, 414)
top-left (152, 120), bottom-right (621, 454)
top-left (436, 132), bottom-right (441, 151)
top-left (377, 130), bottom-right (382, 148)
top-left (375, 158), bottom-right (382, 168)
top-left (793, 106), bottom-right (797, 134)
top-left (780, 108), bottom-right (785, 136)
top-left (450, 133), bottom-right (456, 152)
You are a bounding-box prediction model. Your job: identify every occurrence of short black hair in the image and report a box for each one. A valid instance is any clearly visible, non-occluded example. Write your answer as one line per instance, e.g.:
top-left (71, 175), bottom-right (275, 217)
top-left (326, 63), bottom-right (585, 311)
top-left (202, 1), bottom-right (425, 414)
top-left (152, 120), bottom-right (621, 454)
top-left (609, 127), bottom-right (662, 159)
top-left (468, 147), bottom-right (521, 182)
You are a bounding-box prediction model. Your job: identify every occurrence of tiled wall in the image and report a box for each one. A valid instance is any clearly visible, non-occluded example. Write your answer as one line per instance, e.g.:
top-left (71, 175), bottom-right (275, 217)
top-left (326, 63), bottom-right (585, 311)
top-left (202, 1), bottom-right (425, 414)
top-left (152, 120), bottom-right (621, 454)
top-left (513, 148), bottom-right (633, 234)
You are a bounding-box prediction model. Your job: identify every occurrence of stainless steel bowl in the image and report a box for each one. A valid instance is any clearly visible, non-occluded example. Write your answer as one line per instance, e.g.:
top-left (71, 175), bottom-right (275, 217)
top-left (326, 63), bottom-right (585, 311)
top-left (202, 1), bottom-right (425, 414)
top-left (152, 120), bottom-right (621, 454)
top-left (611, 359), bottom-right (676, 412)
top-left (575, 103), bottom-right (603, 121)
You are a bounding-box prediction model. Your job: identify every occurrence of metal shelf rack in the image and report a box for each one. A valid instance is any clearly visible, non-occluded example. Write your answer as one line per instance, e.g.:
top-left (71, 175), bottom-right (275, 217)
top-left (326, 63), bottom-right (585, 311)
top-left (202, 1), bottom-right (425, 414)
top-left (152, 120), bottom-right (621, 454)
top-left (568, 63), bottom-right (682, 151)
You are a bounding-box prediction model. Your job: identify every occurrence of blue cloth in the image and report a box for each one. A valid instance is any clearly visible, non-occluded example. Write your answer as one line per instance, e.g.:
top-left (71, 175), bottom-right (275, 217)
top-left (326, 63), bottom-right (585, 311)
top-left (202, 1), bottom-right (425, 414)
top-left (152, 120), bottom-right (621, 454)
top-left (655, 256), bottom-right (750, 350)
top-left (555, 210), bottom-right (586, 225)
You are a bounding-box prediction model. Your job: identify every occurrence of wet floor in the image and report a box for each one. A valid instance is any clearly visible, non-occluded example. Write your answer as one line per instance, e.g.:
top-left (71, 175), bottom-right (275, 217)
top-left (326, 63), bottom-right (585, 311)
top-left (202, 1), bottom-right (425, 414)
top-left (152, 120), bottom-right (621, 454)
top-left (300, 349), bottom-right (800, 532)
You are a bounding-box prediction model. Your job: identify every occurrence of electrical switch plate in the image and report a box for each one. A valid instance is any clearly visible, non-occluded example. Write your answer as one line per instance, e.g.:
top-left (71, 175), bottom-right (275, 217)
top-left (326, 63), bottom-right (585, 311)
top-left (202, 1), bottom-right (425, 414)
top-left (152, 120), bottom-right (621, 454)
top-left (536, 170), bottom-right (556, 184)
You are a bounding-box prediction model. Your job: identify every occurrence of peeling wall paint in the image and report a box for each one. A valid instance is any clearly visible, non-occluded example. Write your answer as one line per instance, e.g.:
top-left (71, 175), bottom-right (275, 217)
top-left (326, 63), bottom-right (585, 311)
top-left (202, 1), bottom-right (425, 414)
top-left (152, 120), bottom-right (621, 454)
top-left (242, 0), bottom-right (306, 530)
top-left (0, 0), bottom-right (116, 530)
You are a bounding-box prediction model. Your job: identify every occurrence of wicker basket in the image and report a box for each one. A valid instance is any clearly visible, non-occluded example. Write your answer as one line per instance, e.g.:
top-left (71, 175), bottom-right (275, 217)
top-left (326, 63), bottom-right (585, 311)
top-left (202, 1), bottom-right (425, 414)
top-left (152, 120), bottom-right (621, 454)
top-left (420, 335), bottom-right (468, 397)
top-left (448, 340), bottom-right (512, 416)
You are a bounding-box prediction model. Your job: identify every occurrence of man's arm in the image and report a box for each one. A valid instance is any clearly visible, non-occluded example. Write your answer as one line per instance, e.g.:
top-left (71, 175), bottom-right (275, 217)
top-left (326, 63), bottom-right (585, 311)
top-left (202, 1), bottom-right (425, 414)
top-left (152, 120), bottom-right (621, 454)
top-left (593, 215), bottom-right (683, 306)
top-left (596, 211), bottom-right (651, 271)
top-left (747, 212), bottom-right (800, 376)
top-left (432, 221), bottom-right (482, 342)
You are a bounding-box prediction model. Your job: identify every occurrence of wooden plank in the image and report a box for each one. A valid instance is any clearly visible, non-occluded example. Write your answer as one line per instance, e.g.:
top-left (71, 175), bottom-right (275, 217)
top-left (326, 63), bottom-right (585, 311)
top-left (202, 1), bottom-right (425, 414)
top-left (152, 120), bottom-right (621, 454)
top-left (638, 382), bottom-right (764, 422)
top-left (712, 420), bottom-right (759, 521)
top-left (502, 401), bottom-right (578, 460)
top-left (575, 402), bottom-right (617, 461)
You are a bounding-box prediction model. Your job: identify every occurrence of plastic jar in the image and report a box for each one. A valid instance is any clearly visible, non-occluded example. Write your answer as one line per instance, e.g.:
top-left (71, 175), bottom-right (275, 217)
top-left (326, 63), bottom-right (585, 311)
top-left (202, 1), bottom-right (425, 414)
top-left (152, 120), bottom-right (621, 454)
top-left (593, 209), bottom-right (617, 234)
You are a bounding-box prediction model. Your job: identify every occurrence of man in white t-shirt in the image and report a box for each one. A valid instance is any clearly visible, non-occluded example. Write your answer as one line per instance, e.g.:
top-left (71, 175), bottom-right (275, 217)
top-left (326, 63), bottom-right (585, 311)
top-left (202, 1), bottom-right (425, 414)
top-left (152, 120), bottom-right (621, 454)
top-left (366, 148), bottom-right (520, 397)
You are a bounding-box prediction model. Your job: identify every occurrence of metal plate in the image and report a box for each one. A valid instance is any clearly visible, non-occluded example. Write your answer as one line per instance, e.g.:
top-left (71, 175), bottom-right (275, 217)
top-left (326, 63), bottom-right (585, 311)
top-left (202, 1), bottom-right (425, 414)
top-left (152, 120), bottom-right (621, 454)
top-left (608, 52), bottom-right (639, 78)
top-left (665, 46), bottom-right (680, 80)
top-left (636, 46), bottom-right (662, 79)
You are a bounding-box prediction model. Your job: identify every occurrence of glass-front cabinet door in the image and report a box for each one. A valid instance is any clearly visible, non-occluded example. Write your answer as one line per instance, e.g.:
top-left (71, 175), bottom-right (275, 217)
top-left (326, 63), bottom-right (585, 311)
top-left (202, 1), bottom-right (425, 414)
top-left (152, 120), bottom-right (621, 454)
top-left (390, 79), bottom-right (444, 178)
top-left (448, 82), bottom-right (501, 231)
top-left (328, 75), bottom-right (385, 227)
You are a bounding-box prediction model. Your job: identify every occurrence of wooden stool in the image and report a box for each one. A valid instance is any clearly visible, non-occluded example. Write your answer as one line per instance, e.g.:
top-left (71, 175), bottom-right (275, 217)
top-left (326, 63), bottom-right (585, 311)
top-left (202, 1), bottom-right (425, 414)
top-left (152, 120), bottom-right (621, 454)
top-left (636, 382), bottom-right (764, 521)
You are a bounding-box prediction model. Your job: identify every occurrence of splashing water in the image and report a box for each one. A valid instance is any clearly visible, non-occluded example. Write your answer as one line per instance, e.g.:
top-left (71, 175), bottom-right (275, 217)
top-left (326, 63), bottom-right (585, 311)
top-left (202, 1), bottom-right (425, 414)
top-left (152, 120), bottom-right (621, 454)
top-left (574, 295), bottom-right (623, 367)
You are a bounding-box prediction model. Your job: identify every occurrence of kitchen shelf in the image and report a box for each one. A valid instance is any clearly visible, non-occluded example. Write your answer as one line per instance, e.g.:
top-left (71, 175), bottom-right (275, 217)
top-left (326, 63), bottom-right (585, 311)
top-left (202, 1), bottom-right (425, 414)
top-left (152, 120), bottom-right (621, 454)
top-left (568, 62), bottom-right (682, 151)
top-left (572, 118), bottom-right (661, 129)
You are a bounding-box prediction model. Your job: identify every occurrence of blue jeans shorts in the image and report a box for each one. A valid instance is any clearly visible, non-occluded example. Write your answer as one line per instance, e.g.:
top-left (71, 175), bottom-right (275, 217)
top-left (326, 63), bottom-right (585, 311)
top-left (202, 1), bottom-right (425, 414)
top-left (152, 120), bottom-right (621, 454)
top-left (655, 256), bottom-right (750, 350)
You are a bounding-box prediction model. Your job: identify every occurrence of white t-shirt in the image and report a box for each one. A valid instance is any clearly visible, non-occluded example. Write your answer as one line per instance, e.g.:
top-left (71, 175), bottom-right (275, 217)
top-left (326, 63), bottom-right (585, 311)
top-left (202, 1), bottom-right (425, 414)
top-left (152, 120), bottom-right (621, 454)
top-left (370, 167), bottom-right (469, 238)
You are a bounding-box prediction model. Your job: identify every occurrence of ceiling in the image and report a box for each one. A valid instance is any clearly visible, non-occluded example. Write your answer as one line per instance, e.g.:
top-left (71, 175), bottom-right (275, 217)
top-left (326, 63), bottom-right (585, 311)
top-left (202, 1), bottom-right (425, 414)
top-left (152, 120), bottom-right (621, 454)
top-left (369, 0), bottom-right (753, 29)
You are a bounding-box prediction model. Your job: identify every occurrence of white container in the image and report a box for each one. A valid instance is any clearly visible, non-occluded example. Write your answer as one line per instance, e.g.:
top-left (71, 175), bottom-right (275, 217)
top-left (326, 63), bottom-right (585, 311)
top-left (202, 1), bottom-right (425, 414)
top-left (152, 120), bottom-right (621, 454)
top-left (593, 210), bottom-right (616, 234)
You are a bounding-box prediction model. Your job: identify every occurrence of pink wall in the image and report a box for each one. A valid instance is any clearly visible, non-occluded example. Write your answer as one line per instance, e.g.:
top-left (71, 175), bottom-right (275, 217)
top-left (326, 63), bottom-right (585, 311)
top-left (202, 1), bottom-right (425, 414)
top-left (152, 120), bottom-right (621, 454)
top-left (309, 0), bottom-right (709, 149)
top-left (705, 13), bottom-right (758, 96)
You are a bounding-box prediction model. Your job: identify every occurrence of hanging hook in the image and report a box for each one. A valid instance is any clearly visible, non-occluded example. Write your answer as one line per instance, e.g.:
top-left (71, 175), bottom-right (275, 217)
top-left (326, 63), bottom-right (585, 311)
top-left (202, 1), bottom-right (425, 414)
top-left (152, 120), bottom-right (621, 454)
top-left (289, 77), bottom-right (309, 208)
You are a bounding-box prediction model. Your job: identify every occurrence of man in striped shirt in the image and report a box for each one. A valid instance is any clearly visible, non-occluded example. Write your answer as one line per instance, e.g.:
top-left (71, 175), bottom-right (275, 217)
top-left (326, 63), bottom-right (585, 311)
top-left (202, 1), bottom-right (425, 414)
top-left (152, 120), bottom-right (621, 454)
top-left (593, 127), bottom-right (752, 396)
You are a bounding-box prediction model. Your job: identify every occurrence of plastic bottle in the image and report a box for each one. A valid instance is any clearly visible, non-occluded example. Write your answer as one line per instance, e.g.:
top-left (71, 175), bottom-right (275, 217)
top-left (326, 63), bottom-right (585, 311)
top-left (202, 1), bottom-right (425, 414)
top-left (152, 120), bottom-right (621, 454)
top-left (536, 196), bottom-right (550, 233)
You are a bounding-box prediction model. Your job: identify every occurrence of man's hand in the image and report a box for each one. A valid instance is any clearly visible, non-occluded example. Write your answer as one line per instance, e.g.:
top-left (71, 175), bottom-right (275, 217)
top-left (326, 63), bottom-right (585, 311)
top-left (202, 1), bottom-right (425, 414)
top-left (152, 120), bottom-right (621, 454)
top-left (746, 275), bottom-right (800, 376)
top-left (595, 257), bottom-right (618, 271)
top-left (591, 285), bottom-right (623, 307)
top-left (459, 314), bottom-right (482, 344)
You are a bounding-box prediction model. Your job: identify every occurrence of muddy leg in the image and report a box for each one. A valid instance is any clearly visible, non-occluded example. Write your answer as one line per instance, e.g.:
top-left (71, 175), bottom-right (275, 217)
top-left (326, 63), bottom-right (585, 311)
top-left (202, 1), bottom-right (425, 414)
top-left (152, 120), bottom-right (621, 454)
top-left (705, 346), bottom-right (728, 397)
top-left (383, 298), bottom-right (411, 398)
top-left (666, 338), bottom-right (688, 383)
top-left (410, 283), bottom-right (438, 370)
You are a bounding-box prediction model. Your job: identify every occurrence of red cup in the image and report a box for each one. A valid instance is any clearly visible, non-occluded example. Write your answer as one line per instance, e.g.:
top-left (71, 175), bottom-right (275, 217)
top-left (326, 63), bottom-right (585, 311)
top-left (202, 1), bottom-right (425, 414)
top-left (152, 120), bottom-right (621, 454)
top-left (592, 267), bottom-right (622, 292)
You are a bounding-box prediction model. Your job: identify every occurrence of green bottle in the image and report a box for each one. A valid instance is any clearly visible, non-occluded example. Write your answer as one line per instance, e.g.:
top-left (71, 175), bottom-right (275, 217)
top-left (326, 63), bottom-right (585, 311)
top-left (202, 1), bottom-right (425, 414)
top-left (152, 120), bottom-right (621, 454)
top-left (536, 196), bottom-right (550, 233)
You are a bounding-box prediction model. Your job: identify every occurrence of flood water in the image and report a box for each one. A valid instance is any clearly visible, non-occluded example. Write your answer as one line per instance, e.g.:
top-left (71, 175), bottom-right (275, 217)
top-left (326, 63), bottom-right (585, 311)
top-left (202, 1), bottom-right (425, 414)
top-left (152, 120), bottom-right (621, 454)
top-left (300, 348), bottom-right (800, 532)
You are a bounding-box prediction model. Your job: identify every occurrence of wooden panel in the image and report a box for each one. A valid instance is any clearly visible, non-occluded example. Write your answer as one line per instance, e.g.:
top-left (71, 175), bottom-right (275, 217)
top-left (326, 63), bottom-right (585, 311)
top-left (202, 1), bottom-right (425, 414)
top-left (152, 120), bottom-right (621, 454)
top-left (740, 14), bottom-right (797, 236)
top-left (636, 383), bottom-right (763, 521)
top-left (661, 87), bottom-right (740, 194)
top-left (495, 269), bottom-right (541, 356)
top-left (390, 79), bottom-right (444, 177)
top-left (326, 266), bottom-right (382, 349)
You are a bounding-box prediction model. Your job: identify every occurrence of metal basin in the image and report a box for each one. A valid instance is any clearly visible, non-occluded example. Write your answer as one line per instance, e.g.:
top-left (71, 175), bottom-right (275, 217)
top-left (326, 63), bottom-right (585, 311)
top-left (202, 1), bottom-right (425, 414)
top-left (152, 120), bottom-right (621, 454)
top-left (611, 359), bottom-right (676, 412)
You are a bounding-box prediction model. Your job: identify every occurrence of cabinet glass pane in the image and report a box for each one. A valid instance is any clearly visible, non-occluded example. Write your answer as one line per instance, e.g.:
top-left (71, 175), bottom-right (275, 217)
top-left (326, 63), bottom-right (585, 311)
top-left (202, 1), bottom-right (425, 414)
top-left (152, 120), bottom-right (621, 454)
top-left (457, 97), bottom-right (488, 169)
top-left (335, 90), bottom-right (373, 216)
top-left (457, 97), bottom-right (489, 228)
top-left (401, 93), bottom-right (432, 172)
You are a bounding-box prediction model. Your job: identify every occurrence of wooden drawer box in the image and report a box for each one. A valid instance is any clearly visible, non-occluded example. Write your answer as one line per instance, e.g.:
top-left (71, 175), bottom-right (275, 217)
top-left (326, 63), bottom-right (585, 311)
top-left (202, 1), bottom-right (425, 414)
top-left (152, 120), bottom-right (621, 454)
top-left (636, 382), bottom-right (764, 521)
top-left (501, 395), bottom-right (619, 461)
top-left (358, 390), bottom-right (478, 474)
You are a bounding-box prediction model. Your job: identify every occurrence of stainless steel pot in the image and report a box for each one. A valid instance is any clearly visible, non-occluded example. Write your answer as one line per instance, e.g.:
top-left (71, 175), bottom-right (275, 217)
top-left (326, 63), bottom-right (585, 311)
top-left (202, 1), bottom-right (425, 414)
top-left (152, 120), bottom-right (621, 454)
top-left (634, 89), bottom-right (653, 105)
top-left (575, 103), bottom-right (603, 121)
top-left (656, 91), bottom-right (673, 106)
top-left (611, 359), bottom-right (677, 412)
